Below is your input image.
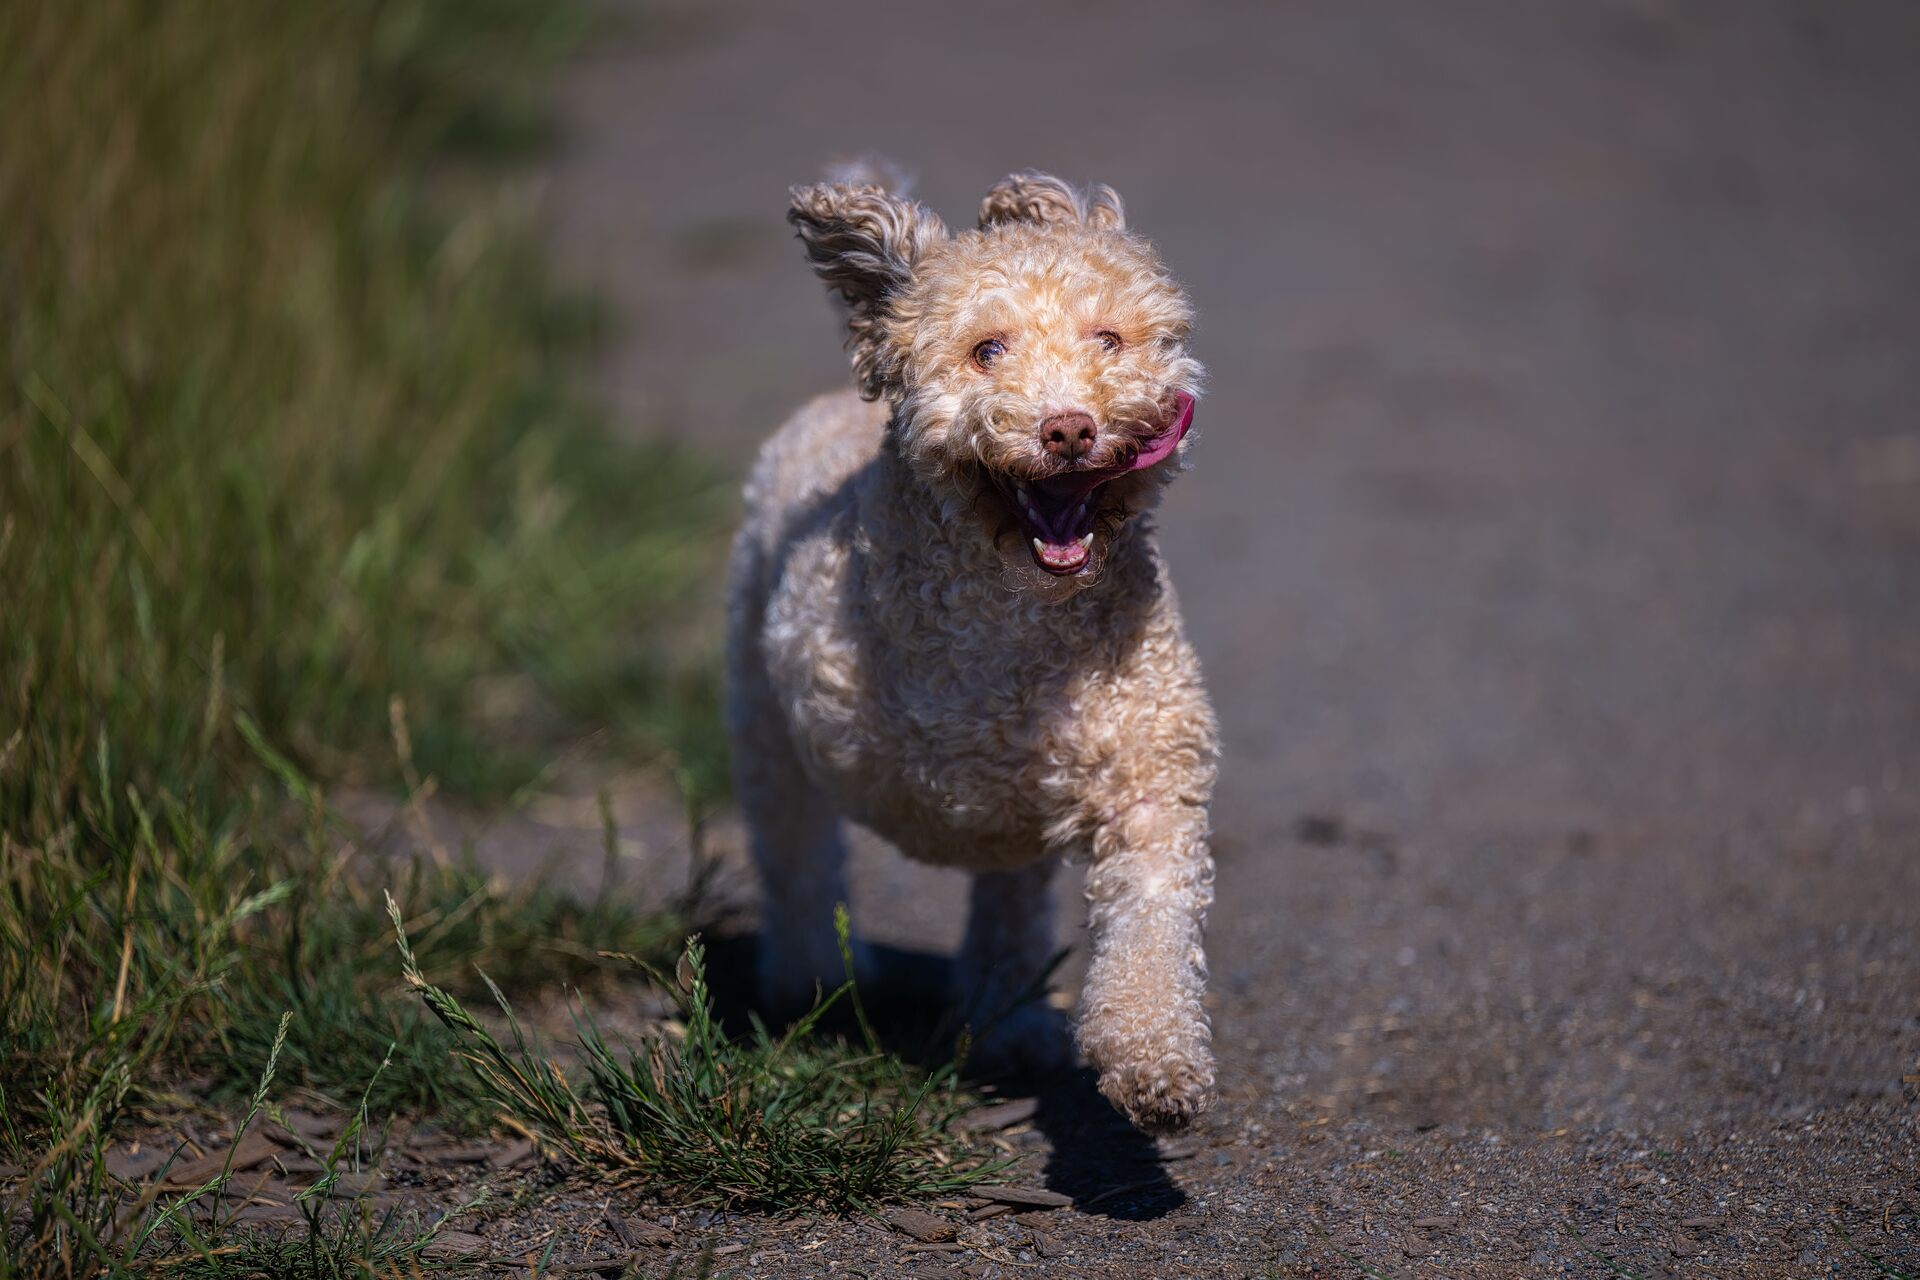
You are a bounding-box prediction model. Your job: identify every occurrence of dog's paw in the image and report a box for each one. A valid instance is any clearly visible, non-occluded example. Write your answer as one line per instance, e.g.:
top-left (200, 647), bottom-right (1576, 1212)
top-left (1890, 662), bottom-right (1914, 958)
top-left (1076, 1000), bottom-right (1216, 1134)
top-left (1093, 1049), bottom-right (1215, 1135)
top-left (966, 1002), bottom-right (1075, 1082)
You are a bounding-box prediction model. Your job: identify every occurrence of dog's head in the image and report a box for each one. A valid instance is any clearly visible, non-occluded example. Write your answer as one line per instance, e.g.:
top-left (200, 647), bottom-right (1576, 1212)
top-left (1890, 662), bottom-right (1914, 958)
top-left (789, 170), bottom-right (1202, 588)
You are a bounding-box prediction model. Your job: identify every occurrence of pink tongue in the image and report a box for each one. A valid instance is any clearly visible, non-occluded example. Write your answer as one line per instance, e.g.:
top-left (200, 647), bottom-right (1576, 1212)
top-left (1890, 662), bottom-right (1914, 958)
top-left (1034, 537), bottom-right (1089, 573)
top-left (1123, 390), bottom-right (1196, 473)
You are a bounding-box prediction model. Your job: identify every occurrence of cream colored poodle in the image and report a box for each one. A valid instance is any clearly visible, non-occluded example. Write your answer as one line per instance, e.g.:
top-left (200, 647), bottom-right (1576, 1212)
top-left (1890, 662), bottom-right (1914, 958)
top-left (724, 168), bottom-right (1218, 1133)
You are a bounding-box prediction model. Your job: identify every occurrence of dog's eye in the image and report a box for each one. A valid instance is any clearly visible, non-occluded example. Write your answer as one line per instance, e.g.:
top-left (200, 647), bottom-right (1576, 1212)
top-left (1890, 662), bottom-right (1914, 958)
top-left (1094, 330), bottom-right (1123, 353)
top-left (972, 337), bottom-right (1007, 370)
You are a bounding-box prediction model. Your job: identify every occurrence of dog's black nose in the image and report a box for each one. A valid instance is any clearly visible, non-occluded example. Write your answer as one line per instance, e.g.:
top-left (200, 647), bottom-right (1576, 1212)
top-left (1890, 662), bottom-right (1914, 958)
top-left (1041, 412), bottom-right (1098, 460)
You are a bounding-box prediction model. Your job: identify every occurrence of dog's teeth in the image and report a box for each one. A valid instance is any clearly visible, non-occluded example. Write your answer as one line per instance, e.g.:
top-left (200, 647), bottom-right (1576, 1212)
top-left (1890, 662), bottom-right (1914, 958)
top-left (1031, 537), bottom-right (1046, 555)
top-left (1078, 533), bottom-right (1093, 548)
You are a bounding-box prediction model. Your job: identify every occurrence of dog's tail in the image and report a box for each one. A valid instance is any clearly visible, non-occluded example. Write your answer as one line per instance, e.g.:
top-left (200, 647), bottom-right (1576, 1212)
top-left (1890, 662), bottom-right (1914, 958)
top-left (820, 154), bottom-right (915, 198)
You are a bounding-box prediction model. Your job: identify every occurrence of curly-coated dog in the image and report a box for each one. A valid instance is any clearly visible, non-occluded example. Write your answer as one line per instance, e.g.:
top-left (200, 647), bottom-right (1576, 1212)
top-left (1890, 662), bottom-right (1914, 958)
top-left (725, 168), bottom-right (1217, 1133)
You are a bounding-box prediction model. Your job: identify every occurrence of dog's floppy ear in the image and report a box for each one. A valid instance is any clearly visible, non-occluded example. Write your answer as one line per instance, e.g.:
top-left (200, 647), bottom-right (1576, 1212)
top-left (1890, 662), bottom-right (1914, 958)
top-left (979, 171), bottom-right (1127, 231)
top-left (789, 181), bottom-right (947, 399)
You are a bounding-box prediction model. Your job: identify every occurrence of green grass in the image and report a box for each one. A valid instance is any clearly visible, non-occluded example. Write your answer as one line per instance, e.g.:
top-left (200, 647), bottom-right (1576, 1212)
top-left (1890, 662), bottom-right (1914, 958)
top-left (0, 754), bottom-right (712, 1276)
top-left (0, 0), bottom-right (728, 1094)
top-left (3, 1010), bottom-right (479, 1280)
top-left (0, 0), bottom-right (741, 1273)
top-left (397, 905), bottom-right (1005, 1213)
top-left (1, 0), bottom-right (728, 822)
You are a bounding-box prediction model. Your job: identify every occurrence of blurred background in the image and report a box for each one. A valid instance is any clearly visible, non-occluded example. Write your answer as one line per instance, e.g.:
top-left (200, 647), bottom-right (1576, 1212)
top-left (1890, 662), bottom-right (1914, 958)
top-left (5, 0), bottom-right (1918, 1271)
top-left (545, 0), bottom-right (1920, 1117)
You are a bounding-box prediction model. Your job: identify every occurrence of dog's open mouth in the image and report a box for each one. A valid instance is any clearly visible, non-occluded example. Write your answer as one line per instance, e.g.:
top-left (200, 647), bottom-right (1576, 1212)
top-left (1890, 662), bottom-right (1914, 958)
top-left (999, 392), bottom-right (1195, 575)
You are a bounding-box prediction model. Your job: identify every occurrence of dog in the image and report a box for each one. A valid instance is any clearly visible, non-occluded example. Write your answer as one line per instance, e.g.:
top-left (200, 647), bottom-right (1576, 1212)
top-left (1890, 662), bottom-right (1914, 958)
top-left (724, 168), bottom-right (1217, 1133)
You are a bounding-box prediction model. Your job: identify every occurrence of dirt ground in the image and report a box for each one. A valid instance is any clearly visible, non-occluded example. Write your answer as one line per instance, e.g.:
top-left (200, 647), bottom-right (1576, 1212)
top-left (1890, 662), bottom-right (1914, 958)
top-left (529, 1), bottom-right (1920, 1274)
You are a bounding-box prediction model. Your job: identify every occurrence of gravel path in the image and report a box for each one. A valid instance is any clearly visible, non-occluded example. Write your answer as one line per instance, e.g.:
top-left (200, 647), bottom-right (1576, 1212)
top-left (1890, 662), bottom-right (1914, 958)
top-left (541, 3), bottom-right (1920, 1273)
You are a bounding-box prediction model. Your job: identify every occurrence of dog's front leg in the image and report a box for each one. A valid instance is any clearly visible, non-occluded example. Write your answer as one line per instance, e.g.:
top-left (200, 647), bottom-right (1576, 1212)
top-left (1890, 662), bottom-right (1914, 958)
top-left (1076, 800), bottom-right (1215, 1133)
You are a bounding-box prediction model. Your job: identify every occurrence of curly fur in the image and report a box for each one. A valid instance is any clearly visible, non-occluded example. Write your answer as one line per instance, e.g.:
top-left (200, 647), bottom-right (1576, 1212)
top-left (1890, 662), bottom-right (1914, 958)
top-left (726, 168), bottom-right (1219, 1133)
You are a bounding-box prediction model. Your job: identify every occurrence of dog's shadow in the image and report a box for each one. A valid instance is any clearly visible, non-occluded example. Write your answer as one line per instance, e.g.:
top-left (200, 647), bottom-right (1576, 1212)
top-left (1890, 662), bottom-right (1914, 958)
top-left (700, 933), bottom-right (1185, 1220)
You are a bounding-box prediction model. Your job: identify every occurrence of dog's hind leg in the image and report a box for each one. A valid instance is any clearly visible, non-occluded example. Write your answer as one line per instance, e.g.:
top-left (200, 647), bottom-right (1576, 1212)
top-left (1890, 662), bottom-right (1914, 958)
top-left (735, 726), bottom-right (859, 1021)
top-left (957, 859), bottom-right (1073, 1078)
top-left (727, 521), bottom-right (867, 1022)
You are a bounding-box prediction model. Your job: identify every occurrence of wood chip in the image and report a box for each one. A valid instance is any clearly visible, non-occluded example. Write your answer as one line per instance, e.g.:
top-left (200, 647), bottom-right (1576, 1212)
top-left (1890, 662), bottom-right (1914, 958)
top-left (163, 1132), bottom-right (281, 1186)
top-left (973, 1184), bottom-right (1071, 1209)
top-left (885, 1207), bottom-right (958, 1242)
top-left (952, 1098), bottom-right (1040, 1134)
top-left (260, 1115), bottom-right (337, 1150)
top-left (229, 1202), bottom-right (305, 1226)
top-left (604, 1212), bottom-right (673, 1248)
top-left (1678, 1216), bottom-right (1723, 1228)
top-left (490, 1138), bottom-right (537, 1168)
top-left (276, 1109), bottom-right (342, 1140)
top-left (414, 1143), bottom-right (496, 1164)
top-left (1411, 1216), bottom-right (1455, 1228)
top-left (969, 1203), bottom-right (1012, 1221)
top-left (422, 1230), bottom-right (489, 1259)
top-left (902, 1241), bottom-right (966, 1254)
top-left (233, 1175), bottom-right (294, 1205)
top-left (105, 1142), bottom-right (177, 1182)
top-left (710, 1243), bottom-right (746, 1257)
top-left (321, 1170), bottom-right (383, 1199)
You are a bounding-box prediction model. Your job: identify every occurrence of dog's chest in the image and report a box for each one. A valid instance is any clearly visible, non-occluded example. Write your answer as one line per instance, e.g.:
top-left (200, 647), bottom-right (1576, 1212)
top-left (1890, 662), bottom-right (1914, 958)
top-left (763, 533), bottom-right (1124, 862)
